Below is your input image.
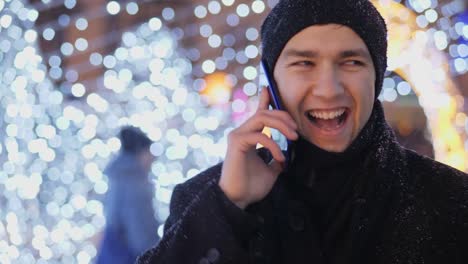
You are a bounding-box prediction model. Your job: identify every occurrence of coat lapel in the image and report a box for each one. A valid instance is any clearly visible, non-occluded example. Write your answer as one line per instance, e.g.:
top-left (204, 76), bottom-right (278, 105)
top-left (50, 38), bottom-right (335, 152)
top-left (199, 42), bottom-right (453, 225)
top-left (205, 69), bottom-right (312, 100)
top-left (347, 123), bottom-right (408, 262)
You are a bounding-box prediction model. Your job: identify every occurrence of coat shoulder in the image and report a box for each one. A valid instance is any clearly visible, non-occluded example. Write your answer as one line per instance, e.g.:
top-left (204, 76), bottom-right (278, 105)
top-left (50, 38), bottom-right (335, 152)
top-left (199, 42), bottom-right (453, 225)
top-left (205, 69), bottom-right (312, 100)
top-left (404, 149), bottom-right (468, 187)
top-left (382, 149), bottom-right (468, 264)
top-left (403, 149), bottom-right (468, 227)
top-left (175, 163), bottom-right (223, 194)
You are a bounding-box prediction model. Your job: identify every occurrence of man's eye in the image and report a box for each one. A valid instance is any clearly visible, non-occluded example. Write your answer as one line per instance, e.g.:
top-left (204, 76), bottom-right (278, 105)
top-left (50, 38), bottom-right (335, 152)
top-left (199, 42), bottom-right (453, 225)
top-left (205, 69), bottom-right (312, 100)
top-left (343, 60), bottom-right (364, 66)
top-left (292, 61), bottom-right (314, 66)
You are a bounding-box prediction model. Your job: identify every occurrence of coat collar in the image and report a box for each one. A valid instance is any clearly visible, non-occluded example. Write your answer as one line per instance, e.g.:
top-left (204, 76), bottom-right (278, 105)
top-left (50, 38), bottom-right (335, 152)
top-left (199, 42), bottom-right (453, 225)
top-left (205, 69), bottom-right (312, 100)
top-left (267, 101), bottom-right (411, 261)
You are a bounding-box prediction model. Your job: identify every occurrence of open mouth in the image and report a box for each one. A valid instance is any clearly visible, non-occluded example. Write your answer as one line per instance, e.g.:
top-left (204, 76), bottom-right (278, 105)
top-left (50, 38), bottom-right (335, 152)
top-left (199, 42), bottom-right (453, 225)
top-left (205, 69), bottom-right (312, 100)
top-left (306, 108), bottom-right (349, 131)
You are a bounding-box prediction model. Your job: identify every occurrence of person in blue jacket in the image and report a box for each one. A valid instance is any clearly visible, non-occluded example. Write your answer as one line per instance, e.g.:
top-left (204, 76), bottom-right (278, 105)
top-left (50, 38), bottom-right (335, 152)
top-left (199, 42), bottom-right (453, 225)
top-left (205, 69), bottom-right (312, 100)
top-left (96, 126), bottom-right (160, 264)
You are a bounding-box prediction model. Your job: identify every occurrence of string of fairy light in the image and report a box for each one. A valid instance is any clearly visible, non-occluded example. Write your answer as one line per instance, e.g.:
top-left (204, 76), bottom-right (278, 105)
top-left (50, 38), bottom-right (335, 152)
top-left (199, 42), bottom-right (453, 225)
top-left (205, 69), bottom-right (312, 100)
top-left (0, 0), bottom-right (466, 263)
top-left (374, 0), bottom-right (467, 170)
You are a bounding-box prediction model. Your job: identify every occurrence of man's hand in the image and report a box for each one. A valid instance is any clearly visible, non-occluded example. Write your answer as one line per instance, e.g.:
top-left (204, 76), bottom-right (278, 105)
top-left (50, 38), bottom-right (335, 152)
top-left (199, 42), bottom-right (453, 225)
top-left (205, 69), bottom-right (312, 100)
top-left (219, 88), bottom-right (298, 209)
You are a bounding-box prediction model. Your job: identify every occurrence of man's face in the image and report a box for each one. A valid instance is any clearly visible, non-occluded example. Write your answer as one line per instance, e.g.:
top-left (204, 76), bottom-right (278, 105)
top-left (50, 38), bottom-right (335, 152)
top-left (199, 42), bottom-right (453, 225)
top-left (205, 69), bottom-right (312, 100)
top-left (273, 24), bottom-right (376, 152)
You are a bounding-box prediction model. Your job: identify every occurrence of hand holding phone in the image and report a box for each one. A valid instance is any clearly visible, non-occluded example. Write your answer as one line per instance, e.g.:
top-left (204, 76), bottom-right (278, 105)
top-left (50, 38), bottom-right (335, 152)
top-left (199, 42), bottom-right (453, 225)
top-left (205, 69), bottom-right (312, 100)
top-left (260, 60), bottom-right (294, 168)
top-left (219, 74), bottom-right (298, 209)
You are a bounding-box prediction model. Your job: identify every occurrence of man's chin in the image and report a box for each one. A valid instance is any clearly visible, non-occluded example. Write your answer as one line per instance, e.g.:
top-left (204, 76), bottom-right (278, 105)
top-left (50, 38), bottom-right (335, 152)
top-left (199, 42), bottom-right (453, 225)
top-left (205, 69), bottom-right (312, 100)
top-left (320, 144), bottom-right (348, 153)
top-left (310, 138), bottom-right (350, 153)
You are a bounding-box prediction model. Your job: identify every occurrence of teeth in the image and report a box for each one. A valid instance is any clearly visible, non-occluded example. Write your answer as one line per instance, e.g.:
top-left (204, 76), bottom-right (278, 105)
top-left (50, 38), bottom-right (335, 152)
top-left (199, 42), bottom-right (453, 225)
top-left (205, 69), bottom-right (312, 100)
top-left (309, 108), bottom-right (346, 120)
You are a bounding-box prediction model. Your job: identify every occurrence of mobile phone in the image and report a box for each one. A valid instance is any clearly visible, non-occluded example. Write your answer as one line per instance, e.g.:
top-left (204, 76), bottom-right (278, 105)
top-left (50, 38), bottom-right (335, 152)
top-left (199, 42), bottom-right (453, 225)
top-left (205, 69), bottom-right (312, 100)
top-left (260, 60), bottom-right (294, 168)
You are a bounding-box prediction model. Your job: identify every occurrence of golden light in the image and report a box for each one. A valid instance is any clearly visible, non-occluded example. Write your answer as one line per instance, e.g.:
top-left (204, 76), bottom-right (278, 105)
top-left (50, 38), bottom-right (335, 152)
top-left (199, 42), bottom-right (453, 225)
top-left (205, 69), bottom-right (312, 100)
top-left (199, 72), bottom-right (234, 105)
top-left (374, 0), bottom-right (468, 171)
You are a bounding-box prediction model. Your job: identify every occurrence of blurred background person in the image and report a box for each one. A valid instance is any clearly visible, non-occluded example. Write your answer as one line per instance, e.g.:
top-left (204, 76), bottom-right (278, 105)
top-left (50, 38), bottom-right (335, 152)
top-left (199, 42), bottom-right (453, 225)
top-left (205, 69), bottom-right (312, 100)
top-left (95, 126), bottom-right (159, 264)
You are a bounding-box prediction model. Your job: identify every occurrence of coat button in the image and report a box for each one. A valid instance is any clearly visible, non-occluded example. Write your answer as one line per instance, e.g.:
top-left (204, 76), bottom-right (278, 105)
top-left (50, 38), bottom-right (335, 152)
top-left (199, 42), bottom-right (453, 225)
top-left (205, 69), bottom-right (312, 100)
top-left (254, 250), bottom-right (263, 257)
top-left (253, 250), bottom-right (266, 264)
top-left (288, 213), bottom-right (305, 232)
top-left (207, 248), bottom-right (220, 262)
top-left (355, 198), bottom-right (367, 204)
top-left (257, 215), bottom-right (265, 224)
top-left (199, 257), bottom-right (210, 264)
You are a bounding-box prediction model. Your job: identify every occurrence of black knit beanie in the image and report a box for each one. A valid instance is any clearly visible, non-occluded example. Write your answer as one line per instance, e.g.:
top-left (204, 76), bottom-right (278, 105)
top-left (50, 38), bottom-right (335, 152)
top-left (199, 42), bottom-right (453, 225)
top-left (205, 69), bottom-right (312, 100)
top-left (261, 0), bottom-right (387, 98)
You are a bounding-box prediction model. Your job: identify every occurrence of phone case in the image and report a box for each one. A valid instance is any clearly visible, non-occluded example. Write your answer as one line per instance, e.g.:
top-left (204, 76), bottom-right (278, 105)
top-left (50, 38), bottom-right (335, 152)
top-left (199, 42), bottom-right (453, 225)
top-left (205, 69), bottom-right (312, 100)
top-left (260, 60), bottom-right (294, 168)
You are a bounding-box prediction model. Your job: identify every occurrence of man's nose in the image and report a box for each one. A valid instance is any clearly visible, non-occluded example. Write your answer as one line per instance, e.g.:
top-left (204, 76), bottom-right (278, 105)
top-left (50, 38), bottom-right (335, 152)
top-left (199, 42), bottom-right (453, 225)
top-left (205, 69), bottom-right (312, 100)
top-left (311, 65), bottom-right (344, 99)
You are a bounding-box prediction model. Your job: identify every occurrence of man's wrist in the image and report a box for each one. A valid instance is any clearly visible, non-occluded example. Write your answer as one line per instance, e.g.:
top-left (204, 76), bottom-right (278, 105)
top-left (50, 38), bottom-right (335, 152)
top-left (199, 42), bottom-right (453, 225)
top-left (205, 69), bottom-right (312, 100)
top-left (218, 182), bottom-right (248, 210)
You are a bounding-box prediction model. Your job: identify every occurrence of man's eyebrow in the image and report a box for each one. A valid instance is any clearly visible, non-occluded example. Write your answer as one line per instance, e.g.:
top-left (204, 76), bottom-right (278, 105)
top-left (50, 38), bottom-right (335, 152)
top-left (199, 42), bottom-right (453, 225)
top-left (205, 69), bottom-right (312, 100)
top-left (282, 48), bottom-right (372, 60)
top-left (282, 49), bottom-right (319, 59)
top-left (339, 49), bottom-right (372, 60)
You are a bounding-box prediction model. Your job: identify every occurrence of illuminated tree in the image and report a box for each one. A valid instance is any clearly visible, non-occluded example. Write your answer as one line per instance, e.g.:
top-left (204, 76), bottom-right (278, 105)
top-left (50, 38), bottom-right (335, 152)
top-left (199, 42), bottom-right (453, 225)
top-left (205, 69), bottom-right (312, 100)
top-left (0, 1), bottom-right (233, 263)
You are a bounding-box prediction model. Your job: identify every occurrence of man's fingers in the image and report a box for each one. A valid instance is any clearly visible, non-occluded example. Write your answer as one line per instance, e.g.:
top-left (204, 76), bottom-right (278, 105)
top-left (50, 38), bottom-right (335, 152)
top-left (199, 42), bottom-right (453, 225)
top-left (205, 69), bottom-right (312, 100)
top-left (260, 110), bottom-right (297, 131)
top-left (257, 86), bottom-right (271, 111)
top-left (236, 132), bottom-right (286, 162)
top-left (240, 111), bottom-right (298, 140)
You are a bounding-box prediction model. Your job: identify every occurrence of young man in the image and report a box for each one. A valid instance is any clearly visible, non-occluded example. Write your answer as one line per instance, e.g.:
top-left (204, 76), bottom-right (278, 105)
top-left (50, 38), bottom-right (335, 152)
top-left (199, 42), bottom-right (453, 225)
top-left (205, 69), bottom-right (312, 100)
top-left (138, 0), bottom-right (468, 263)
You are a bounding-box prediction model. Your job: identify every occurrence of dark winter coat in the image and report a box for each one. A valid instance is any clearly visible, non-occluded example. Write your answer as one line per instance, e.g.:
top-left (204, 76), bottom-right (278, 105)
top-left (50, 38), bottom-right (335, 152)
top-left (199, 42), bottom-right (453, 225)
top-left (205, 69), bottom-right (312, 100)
top-left (137, 102), bottom-right (468, 264)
